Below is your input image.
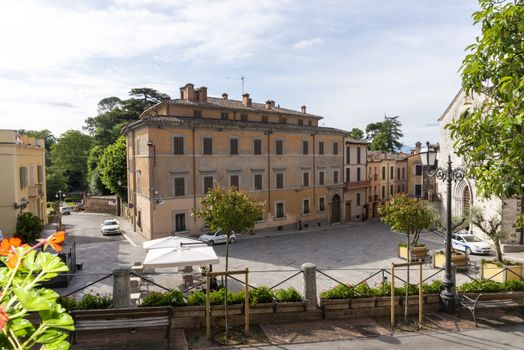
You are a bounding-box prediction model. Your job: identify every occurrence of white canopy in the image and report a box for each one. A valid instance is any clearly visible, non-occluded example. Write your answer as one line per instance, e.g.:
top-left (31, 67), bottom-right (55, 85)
top-left (143, 246), bottom-right (220, 268)
top-left (142, 235), bottom-right (203, 251)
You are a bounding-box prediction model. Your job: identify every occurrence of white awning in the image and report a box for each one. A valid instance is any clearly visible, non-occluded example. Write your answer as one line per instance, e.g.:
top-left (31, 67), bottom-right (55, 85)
top-left (142, 236), bottom-right (203, 251)
top-left (143, 246), bottom-right (220, 268)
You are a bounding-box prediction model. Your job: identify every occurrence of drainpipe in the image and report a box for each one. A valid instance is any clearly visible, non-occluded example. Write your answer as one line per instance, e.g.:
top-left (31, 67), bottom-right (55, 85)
top-left (131, 130), bottom-right (137, 232)
top-left (192, 127), bottom-right (197, 222)
top-left (312, 133), bottom-right (316, 213)
top-left (147, 140), bottom-right (155, 238)
top-left (266, 130), bottom-right (272, 218)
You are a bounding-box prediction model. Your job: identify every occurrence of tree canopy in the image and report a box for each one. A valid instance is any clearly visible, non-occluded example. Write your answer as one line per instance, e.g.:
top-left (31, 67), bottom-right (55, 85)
top-left (98, 136), bottom-right (127, 201)
top-left (348, 128), bottom-right (365, 140)
top-left (365, 116), bottom-right (403, 153)
top-left (447, 0), bottom-right (524, 198)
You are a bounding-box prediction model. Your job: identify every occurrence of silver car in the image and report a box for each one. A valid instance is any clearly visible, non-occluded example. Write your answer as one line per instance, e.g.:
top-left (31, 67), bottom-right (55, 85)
top-left (101, 219), bottom-right (120, 235)
top-left (198, 230), bottom-right (237, 245)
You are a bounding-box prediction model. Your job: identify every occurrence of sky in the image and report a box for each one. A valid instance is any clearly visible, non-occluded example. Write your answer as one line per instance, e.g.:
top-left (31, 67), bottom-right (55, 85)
top-left (0, 0), bottom-right (479, 147)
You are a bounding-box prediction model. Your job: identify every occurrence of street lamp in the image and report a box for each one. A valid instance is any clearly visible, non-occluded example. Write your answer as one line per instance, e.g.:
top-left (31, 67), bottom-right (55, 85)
top-left (419, 142), bottom-right (466, 313)
top-left (55, 190), bottom-right (65, 207)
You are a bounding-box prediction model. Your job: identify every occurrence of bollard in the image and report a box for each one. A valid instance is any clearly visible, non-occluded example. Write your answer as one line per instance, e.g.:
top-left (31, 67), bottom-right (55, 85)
top-left (112, 266), bottom-right (131, 308)
top-left (301, 263), bottom-right (317, 311)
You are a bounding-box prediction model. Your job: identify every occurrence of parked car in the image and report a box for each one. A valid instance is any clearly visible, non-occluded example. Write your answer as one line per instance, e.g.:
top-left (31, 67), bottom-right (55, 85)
top-left (100, 219), bottom-right (120, 235)
top-left (448, 231), bottom-right (492, 255)
top-left (198, 230), bottom-right (237, 245)
top-left (59, 206), bottom-right (72, 215)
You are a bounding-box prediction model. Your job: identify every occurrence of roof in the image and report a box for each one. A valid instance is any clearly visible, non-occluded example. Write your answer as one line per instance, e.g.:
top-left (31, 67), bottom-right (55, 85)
top-left (144, 97), bottom-right (323, 119)
top-left (367, 151), bottom-right (409, 162)
top-left (345, 137), bottom-right (369, 145)
top-left (130, 115), bottom-right (348, 135)
top-left (438, 89), bottom-right (464, 122)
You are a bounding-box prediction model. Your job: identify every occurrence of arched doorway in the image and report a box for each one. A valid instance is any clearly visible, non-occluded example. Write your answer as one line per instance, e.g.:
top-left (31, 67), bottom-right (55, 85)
top-left (462, 186), bottom-right (471, 216)
top-left (331, 194), bottom-right (341, 223)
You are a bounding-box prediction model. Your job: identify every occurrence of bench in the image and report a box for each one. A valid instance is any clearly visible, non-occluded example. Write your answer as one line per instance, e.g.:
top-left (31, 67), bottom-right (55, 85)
top-left (70, 306), bottom-right (173, 349)
top-left (458, 292), bottom-right (524, 326)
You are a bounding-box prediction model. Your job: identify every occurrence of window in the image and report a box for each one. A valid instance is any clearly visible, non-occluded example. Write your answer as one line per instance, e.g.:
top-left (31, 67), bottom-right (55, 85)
top-left (415, 164), bottom-right (423, 176)
top-left (253, 139), bottom-right (262, 155)
top-left (136, 136), bottom-right (141, 155)
top-left (357, 168), bottom-right (361, 181)
top-left (173, 136), bottom-right (184, 155)
top-left (333, 170), bottom-right (339, 184)
top-left (203, 137), bottom-right (213, 155)
top-left (357, 147), bottom-right (361, 164)
top-left (136, 171), bottom-right (142, 195)
top-left (240, 113), bottom-right (248, 121)
top-left (276, 173), bottom-right (284, 189)
top-left (381, 185), bottom-right (385, 198)
top-left (356, 193), bottom-right (361, 206)
top-left (415, 184), bottom-right (422, 197)
top-left (319, 171), bottom-right (325, 185)
top-left (275, 139), bottom-right (283, 155)
top-left (262, 115), bottom-right (268, 123)
top-left (279, 116), bottom-right (286, 124)
top-left (345, 168), bottom-right (350, 182)
top-left (308, 120), bottom-right (312, 126)
top-left (397, 184), bottom-right (401, 192)
top-left (390, 166), bottom-right (394, 179)
top-left (229, 138), bottom-right (239, 155)
top-left (402, 168), bottom-right (405, 179)
top-left (333, 142), bottom-right (338, 155)
top-left (204, 176), bottom-right (213, 193)
top-left (319, 197), bottom-right (325, 211)
top-left (298, 119), bottom-right (303, 126)
top-left (302, 141), bottom-right (309, 155)
top-left (276, 202), bottom-right (285, 218)
top-left (137, 210), bottom-right (142, 229)
top-left (37, 165), bottom-right (43, 183)
top-left (193, 110), bottom-right (202, 118)
top-left (221, 112), bottom-right (229, 120)
top-left (254, 174), bottom-right (263, 190)
top-left (230, 175), bottom-right (239, 188)
top-left (175, 213), bottom-right (186, 232)
top-left (346, 146), bottom-right (350, 164)
top-left (397, 168), bottom-right (401, 180)
top-left (303, 172), bottom-right (310, 187)
top-left (19, 167), bottom-right (27, 188)
top-left (390, 184), bottom-right (394, 195)
top-left (318, 141), bottom-right (324, 155)
top-left (382, 166), bottom-right (386, 180)
top-left (303, 199), bottom-right (310, 214)
top-left (174, 177), bottom-right (185, 197)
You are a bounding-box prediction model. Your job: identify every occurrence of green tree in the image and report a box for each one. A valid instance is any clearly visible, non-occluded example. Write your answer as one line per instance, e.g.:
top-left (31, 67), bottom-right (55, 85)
top-left (45, 169), bottom-right (69, 202)
top-left (468, 207), bottom-right (506, 262)
top-left (98, 136), bottom-right (127, 201)
top-left (15, 212), bottom-right (43, 243)
top-left (348, 128), bottom-right (365, 140)
top-left (379, 194), bottom-right (436, 321)
top-left (447, 0), bottom-right (524, 198)
top-left (87, 145), bottom-right (109, 195)
top-left (50, 130), bottom-right (92, 192)
top-left (193, 186), bottom-right (264, 342)
top-left (366, 116), bottom-right (403, 153)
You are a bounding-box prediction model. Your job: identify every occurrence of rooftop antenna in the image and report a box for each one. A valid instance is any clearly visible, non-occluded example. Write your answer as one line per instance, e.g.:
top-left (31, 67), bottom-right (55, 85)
top-left (241, 76), bottom-right (245, 95)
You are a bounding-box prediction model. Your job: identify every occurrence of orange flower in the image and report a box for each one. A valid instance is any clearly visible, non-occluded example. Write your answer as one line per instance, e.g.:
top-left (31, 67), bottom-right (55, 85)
top-left (6, 252), bottom-right (21, 269)
top-left (46, 231), bottom-right (65, 253)
top-left (0, 307), bottom-right (8, 332)
top-left (0, 238), bottom-right (22, 256)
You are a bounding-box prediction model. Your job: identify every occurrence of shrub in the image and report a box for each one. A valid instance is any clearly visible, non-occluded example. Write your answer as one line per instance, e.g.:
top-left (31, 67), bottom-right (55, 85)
top-left (76, 293), bottom-right (112, 309)
top-left (502, 279), bottom-right (524, 291)
top-left (57, 296), bottom-right (78, 311)
top-left (163, 289), bottom-right (186, 307)
top-left (209, 288), bottom-right (244, 305)
top-left (15, 212), bottom-right (43, 243)
top-left (274, 287), bottom-right (302, 302)
top-left (320, 284), bottom-right (354, 299)
top-left (187, 291), bottom-right (206, 306)
top-left (422, 280), bottom-right (444, 294)
top-left (398, 243), bottom-right (425, 248)
top-left (395, 284), bottom-right (418, 296)
top-left (353, 282), bottom-right (373, 298)
top-left (457, 279), bottom-right (503, 293)
top-left (371, 282), bottom-right (391, 297)
top-left (249, 286), bottom-right (274, 305)
top-left (140, 292), bottom-right (165, 307)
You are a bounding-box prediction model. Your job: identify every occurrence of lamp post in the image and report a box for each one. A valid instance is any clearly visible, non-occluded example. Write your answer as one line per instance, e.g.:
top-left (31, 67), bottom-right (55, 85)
top-left (55, 190), bottom-right (65, 229)
top-left (419, 142), bottom-right (465, 313)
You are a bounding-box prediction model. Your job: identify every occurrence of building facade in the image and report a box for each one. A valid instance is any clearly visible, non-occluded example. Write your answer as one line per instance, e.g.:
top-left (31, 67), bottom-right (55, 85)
top-left (343, 139), bottom-right (370, 221)
top-left (0, 130), bottom-right (47, 236)
top-left (438, 89), bottom-right (523, 246)
top-left (406, 142), bottom-right (438, 200)
top-left (123, 84), bottom-right (348, 239)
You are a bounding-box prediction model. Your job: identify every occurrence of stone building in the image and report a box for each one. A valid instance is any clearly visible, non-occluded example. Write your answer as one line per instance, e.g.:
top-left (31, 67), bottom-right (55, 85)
top-left (438, 89), bottom-right (523, 247)
top-left (367, 151), bottom-right (408, 218)
top-left (343, 139), bottom-right (370, 221)
top-left (123, 83), bottom-right (348, 239)
top-left (0, 130), bottom-right (47, 236)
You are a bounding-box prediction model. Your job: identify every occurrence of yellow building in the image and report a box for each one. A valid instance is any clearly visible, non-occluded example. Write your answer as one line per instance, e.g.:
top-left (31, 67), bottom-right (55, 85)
top-left (343, 139), bottom-right (370, 221)
top-left (123, 84), bottom-right (348, 239)
top-left (367, 151), bottom-right (408, 218)
top-left (407, 142), bottom-right (438, 200)
top-left (0, 130), bottom-right (47, 236)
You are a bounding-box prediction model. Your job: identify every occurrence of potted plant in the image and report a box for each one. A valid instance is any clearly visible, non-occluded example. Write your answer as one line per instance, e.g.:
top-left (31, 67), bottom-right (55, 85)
top-left (433, 250), bottom-right (468, 268)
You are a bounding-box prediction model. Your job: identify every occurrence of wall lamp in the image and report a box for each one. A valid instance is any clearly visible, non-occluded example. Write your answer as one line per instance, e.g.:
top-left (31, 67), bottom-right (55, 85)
top-left (14, 197), bottom-right (28, 210)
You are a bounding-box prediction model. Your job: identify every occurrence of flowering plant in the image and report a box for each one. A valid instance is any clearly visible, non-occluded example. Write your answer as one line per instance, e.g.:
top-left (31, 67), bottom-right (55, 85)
top-left (0, 232), bottom-right (74, 349)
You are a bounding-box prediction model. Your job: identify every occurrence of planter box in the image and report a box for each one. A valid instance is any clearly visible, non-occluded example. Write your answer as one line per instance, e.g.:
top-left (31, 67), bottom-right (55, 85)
top-left (481, 262), bottom-right (522, 283)
top-left (320, 298), bottom-right (350, 310)
top-left (433, 252), bottom-right (468, 268)
top-left (275, 301), bottom-right (305, 313)
top-left (211, 304), bottom-right (243, 316)
top-left (425, 294), bottom-right (441, 304)
top-left (461, 291), bottom-right (524, 302)
top-left (401, 295), bottom-right (423, 306)
top-left (175, 305), bottom-right (205, 317)
top-left (350, 297), bottom-right (375, 309)
top-left (249, 302), bottom-right (275, 314)
top-left (398, 245), bottom-right (427, 260)
top-left (375, 296), bottom-right (400, 307)
top-left (399, 246), bottom-right (409, 259)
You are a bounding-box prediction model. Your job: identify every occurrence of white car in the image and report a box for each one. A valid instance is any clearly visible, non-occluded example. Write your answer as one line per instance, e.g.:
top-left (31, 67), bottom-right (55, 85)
top-left (101, 219), bottom-right (120, 235)
top-left (59, 206), bottom-right (72, 215)
top-left (198, 230), bottom-right (237, 246)
top-left (450, 232), bottom-right (491, 255)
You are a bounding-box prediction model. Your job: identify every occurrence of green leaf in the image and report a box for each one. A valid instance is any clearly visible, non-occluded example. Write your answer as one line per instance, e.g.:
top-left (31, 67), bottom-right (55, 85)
top-left (34, 329), bottom-right (68, 344)
top-left (13, 287), bottom-right (58, 311)
top-left (36, 252), bottom-right (69, 274)
top-left (10, 317), bottom-right (35, 337)
top-left (42, 340), bottom-right (71, 350)
top-left (40, 310), bottom-right (75, 331)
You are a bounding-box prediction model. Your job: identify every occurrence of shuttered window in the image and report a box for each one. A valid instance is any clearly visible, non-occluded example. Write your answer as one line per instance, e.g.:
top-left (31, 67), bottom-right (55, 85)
top-left (174, 177), bottom-right (185, 197)
top-left (174, 137), bottom-right (184, 155)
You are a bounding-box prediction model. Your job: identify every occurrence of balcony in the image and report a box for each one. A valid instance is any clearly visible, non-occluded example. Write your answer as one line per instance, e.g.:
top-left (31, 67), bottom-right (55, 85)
top-left (344, 180), bottom-right (371, 191)
top-left (28, 184), bottom-right (42, 197)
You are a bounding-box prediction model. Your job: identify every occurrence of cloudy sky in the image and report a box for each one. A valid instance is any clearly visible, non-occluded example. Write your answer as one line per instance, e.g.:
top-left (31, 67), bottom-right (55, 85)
top-left (0, 0), bottom-right (479, 147)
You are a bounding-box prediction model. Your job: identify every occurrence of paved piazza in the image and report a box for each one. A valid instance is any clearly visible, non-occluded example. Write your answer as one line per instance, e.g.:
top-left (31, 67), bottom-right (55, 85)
top-left (57, 212), bottom-right (494, 298)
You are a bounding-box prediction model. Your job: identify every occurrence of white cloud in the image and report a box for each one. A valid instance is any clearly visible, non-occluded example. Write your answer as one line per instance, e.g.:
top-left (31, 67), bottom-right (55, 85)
top-left (293, 37), bottom-right (324, 49)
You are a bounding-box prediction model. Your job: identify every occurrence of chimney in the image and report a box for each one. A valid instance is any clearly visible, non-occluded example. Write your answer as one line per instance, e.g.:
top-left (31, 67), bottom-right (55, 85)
top-left (180, 83), bottom-right (195, 101)
top-left (222, 93), bottom-right (228, 100)
top-left (301, 105), bottom-right (306, 114)
top-left (196, 86), bottom-right (207, 103)
top-left (265, 100), bottom-right (272, 110)
top-left (242, 93), bottom-right (251, 107)
top-left (415, 141), bottom-right (422, 154)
